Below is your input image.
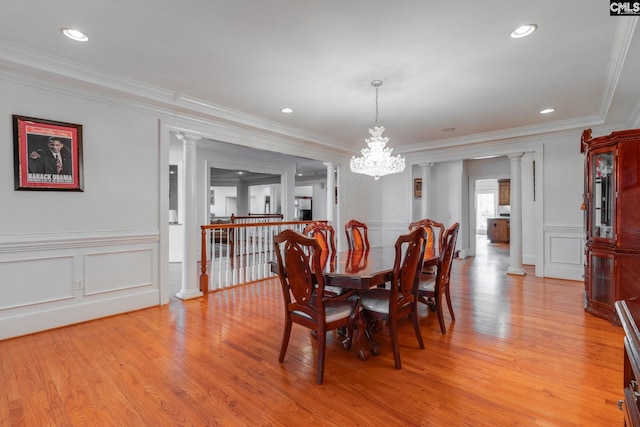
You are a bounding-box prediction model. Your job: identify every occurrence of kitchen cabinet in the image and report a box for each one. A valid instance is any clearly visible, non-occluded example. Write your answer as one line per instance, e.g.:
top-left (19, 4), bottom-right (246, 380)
top-left (487, 218), bottom-right (510, 243)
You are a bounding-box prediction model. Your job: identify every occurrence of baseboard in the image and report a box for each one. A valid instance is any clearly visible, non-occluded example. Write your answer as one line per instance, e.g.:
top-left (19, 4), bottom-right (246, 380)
top-left (0, 289), bottom-right (161, 341)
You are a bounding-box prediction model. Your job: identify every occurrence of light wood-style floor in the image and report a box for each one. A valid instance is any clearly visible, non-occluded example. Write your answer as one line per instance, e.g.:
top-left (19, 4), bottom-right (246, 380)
top-left (0, 237), bottom-right (626, 426)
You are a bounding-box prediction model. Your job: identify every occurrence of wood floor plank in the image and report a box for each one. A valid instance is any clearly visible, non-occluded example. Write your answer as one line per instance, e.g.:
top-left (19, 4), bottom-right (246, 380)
top-left (0, 239), bottom-right (627, 426)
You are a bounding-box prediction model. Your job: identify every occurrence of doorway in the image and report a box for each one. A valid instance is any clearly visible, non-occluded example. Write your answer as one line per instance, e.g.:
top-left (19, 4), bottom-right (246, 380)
top-left (475, 179), bottom-right (499, 236)
top-left (476, 191), bottom-right (496, 235)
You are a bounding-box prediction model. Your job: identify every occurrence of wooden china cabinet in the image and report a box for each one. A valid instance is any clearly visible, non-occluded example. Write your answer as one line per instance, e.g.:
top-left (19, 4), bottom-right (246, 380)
top-left (581, 128), bottom-right (640, 325)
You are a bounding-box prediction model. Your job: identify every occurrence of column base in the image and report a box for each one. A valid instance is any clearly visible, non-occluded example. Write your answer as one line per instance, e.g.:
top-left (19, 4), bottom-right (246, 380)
top-left (176, 289), bottom-right (203, 300)
top-left (507, 267), bottom-right (526, 276)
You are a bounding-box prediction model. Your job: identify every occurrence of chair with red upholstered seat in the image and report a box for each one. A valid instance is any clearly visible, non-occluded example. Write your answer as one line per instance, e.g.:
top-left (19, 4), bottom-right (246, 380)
top-left (273, 229), bottom-right (359, 384)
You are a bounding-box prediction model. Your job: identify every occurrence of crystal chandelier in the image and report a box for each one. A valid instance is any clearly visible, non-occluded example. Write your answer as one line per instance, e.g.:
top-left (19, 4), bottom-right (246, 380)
top-left (350, 80), bottom-right (405, 180)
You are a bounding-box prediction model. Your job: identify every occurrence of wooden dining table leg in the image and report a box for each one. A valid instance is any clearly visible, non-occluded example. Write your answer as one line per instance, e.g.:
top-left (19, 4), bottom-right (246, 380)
top-left (353, 309), bottom-right (370, 360)
top-left (363, 318), bottom-right (382, 357)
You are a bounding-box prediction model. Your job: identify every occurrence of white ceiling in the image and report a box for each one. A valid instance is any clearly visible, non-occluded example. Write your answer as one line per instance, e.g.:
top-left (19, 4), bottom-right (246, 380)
top-left (1, 1), bottom-right (639, 159)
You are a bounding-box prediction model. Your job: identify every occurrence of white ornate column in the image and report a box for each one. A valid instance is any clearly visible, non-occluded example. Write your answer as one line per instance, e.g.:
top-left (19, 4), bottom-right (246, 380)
top-left (507, 153), bottom-right (526, 276)
top-left (420, 163), bottom-right (434, 219)
top-left (176, 132), bottom-right (204, 299)
top-left (324, 162), bottom-right (335, 224)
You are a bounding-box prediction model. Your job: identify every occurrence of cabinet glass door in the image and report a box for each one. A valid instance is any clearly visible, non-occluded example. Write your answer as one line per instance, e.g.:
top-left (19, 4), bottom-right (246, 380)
top-left (592, 151), bottom-right (614, 239)
top-left (590, 254), bottom-right (614, 306)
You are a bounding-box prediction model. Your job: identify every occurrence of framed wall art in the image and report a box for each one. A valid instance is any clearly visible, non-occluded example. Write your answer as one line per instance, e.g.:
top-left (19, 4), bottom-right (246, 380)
top-left (13, 115), bottom-right (84, 191)
top-left (414, 178), bottom-right (422, 198)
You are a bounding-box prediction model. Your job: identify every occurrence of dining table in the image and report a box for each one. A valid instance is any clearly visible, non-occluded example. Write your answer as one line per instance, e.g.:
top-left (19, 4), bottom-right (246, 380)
top-left (269, 244), bottom-right (439, 360)
top-left (324, 246), bottom-right (439, 360)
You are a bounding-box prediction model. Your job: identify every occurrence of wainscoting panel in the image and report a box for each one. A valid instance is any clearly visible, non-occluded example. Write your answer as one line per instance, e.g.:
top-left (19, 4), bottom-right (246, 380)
top-left (85, 249), bottom-right (154, 296)
top-left (0, 255), bottom-right (75, 310)
top-left (0, 230), bottom-right (160, 340)
top-left (362, 221), bottom-right (407, 248)
top-left (544, 226), bottom-right (584, 281)
top-left (367, 228), bottom-right (382, 248)
top-left (383, 226), bottom-right (409, 247)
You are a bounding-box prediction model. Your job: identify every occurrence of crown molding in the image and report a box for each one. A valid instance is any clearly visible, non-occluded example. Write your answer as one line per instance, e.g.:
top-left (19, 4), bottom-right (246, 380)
top-left (405, 123), bottom-right (625, 165)
top-left (0, 41), bottom-right (348, 154)
top-left (399, 115), bottom-right (604, 156)
top-left (165, 113), bottom-right (346, 163)
top-left (600, 17), bottom-right (638, 119)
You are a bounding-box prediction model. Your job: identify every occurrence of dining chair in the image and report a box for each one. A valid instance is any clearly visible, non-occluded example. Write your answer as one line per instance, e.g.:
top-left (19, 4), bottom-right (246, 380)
top-left (359, 227), bottom-right (428, 369)
top-left (303, 221), bottom-right (336, 271)
top-left (273, 229), bottom-right (359, 385)
top-left (345, 219), bottom-right (370, 251)
top-left (408, 218), bottom-right (445, 275)
top-left (417, 222), bottom-right (460, 334)
top-left (303, 221), bottom-right (341, 295)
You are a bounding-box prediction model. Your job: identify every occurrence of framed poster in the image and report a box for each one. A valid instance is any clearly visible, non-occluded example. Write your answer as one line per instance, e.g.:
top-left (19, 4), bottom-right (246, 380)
top-left (13, 115), bottom-right (84, 191)
top-left (414, 178), bottom-right (422, 198)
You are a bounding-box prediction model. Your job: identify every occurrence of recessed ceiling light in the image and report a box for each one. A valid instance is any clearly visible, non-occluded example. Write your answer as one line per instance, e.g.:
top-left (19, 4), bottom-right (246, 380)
top-left (510, 24), bottom-right (538, 39)
top-left (540, 108), bottom-right (555, 114)
top-left (281, 107), bottom-right (293, 114)
top-left (61, 28), bottom-right (88, 42)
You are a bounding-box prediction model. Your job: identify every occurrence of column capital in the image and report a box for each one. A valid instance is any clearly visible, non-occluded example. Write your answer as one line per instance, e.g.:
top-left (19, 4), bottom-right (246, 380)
top-left (418, 162), bottom-right (435, 168)
top-left (507, 152), bottom-right (525, 160)
top-left (175, 132), bottom-right (201, 144)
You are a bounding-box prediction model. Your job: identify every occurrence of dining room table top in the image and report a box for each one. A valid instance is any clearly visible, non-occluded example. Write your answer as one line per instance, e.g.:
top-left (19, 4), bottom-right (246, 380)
top-left (324, 246), bottom-right (438, 290)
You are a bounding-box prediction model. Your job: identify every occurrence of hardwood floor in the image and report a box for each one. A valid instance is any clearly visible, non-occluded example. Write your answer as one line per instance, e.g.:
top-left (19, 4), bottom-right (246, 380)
top-left (0, 237), bottom-right (625, 426)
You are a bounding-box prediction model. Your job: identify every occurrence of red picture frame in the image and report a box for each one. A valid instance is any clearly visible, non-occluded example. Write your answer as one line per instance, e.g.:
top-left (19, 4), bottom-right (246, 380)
top-left (13, 115), bottom-right (84, 191)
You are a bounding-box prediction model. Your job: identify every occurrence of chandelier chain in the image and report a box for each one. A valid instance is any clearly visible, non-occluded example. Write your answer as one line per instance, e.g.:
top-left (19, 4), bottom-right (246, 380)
top-left (375, 85), bottom-right (379, 125)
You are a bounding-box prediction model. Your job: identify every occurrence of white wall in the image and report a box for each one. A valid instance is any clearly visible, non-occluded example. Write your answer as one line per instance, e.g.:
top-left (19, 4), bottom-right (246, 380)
top-left (542, 132), bottom-right (586, 280)
top-left (544, 134), bottom-right (584, 225)
top-left (311, 181), bottom-right (327, 221)
top-left (340, 168), bottom-right (380, 248)
top-left (0, 78), bottom-right (162, 339)
top-left (430, 161), bottom-right (464, 251)
top-left (436, 162), bottom-right (466, 225)
top-left (339, 167), bottom-right (412, 249)
top-left (249, 185), bottom-right (272, 214)
top-left (210, 187), bottom-right (237, 217)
